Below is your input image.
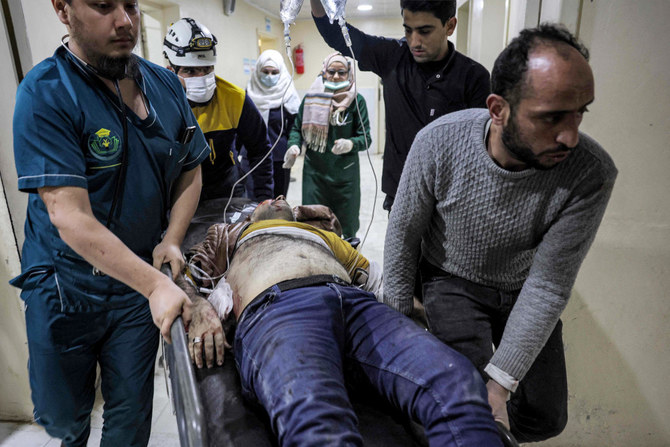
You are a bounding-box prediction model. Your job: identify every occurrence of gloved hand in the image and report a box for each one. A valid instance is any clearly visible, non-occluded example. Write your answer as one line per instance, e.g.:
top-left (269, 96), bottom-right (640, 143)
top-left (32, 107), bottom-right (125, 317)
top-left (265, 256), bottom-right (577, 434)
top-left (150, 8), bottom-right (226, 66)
top-left (331, 139), bottom-right (353, 155)
top-left (283, 145), bottom-right (300, 168)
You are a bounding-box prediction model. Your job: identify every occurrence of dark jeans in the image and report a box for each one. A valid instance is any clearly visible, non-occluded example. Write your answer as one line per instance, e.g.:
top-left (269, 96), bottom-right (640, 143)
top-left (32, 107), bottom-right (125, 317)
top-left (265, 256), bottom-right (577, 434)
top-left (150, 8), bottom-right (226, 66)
top-left (234, 277), bottom-right (502, 447)
top-left (420, 258), bottom-right (568, 443)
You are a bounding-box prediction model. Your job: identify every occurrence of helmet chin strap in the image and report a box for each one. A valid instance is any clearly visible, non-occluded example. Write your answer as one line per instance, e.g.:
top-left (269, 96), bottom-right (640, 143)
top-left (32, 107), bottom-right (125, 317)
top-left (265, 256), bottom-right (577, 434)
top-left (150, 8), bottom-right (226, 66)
top-left (60, 35), bottom-right (129, 81)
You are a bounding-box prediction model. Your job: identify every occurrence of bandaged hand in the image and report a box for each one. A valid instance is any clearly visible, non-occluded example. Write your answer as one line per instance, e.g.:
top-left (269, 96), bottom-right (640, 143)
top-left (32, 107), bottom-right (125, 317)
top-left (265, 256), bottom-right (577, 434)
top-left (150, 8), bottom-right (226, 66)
top-left (282, 145), bottom-right (301, 168)
top-left (208, 277), bottom-right (234, 321)
top-left (331, 139), bottom-right (353, 155)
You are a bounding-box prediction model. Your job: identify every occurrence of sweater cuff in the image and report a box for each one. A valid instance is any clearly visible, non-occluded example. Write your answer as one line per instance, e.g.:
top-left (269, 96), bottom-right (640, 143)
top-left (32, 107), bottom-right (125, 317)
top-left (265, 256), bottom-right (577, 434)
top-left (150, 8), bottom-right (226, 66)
top-left (484, 363), bottom-right (519, 393)
top-left (383, 295), bottom-right (414, 316)
top-left (489, 344), bottom-right (534, 380)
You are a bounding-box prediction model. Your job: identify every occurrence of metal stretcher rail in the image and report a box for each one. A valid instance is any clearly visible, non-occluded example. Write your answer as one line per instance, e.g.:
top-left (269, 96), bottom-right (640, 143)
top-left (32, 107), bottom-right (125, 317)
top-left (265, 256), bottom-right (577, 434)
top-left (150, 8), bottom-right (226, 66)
top-left (161, 265), bottom-right (208, 447)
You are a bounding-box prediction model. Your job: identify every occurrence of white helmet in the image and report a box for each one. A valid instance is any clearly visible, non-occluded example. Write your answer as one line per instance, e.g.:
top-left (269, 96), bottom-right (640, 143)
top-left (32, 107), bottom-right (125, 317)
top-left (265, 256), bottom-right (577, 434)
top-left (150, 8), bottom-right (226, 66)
top-left (163, 18), bottom-right (217, 67)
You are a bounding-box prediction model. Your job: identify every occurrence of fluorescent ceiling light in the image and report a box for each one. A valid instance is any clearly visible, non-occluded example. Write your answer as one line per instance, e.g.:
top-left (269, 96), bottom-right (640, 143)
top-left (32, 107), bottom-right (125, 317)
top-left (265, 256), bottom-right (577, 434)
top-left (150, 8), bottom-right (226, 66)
top-left (357, 4), bottom-right (373, 11)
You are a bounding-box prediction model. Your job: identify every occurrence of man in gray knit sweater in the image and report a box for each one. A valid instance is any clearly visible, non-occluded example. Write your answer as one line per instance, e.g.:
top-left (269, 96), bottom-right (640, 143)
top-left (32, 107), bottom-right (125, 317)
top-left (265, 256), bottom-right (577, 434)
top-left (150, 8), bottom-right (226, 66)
top-left (384, 24), bottom-right (617, 443)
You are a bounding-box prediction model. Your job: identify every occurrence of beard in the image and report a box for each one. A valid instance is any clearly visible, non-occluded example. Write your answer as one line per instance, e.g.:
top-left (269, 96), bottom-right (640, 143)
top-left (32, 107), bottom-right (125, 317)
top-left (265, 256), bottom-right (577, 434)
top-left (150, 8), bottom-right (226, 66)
top-left (69, 14), bottom-right (139, 80)
top-left (95, 53), bottom-right (140, 80)
top-left (501, 113), bottom-right (572, 171)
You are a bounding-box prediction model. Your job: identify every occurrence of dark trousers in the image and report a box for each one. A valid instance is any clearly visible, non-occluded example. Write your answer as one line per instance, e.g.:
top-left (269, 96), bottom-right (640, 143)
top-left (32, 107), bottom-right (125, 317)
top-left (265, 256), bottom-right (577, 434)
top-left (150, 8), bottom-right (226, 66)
top-left (419, 258), bottom-right (568, 443)
top-left (234, 279), bottom-right (502, 446)
top-left (23, 272), bottom-right (158, 447)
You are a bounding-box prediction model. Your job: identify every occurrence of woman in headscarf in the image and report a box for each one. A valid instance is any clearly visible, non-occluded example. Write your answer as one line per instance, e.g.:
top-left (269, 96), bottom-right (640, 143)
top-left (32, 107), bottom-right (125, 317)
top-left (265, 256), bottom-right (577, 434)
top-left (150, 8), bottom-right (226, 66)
top-left (285, 52), bottom-right (371, 239)
top-left (247, 49), bottom-right (302, 197)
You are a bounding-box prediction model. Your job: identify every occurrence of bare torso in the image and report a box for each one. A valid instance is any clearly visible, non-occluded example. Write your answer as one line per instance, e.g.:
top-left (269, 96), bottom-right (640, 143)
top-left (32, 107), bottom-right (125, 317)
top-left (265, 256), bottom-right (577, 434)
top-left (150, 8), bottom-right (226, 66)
top-left (227, 234), bottom-right (350, 319)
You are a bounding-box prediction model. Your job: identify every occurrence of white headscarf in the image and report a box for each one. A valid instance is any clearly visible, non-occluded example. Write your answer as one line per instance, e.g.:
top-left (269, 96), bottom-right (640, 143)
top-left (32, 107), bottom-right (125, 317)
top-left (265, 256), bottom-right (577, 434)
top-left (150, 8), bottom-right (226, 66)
top-left (247, 50), bottom-right (301, 124)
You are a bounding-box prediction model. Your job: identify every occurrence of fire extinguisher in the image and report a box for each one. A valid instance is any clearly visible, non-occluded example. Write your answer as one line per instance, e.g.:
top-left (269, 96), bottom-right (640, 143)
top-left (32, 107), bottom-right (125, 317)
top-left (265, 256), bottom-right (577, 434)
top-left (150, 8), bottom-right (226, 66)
top-left (294, 44), bottom-right (305, 74)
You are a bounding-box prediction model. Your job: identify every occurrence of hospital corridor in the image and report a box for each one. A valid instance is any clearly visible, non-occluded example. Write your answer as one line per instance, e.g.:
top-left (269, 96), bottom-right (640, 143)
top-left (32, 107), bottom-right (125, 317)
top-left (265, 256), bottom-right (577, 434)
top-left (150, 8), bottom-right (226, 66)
top-left (0, 0), bottom-right (669, 446)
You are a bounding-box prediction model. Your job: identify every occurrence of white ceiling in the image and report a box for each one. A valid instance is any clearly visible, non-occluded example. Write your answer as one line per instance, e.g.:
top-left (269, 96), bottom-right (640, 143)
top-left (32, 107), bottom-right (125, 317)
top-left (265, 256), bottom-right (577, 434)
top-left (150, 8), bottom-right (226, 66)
top-left (243, 0), bottom-right (403, 20)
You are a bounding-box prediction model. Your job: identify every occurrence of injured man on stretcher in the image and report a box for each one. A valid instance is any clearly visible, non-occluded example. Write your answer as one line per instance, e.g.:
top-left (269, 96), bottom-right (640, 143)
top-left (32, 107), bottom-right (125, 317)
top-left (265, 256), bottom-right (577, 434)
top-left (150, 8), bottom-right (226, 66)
top-left (176, 196), bottom-right (503, 446)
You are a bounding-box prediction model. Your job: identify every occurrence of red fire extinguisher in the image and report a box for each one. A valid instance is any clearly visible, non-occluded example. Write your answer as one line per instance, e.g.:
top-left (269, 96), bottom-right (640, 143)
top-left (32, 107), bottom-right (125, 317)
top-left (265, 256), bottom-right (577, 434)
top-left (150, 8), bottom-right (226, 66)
top-left (294, 44), bottom-right (305, 74)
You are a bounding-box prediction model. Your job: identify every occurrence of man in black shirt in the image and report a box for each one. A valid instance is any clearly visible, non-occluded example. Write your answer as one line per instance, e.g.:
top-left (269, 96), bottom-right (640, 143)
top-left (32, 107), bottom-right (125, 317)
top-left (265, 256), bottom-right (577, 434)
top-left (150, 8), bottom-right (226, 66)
top-left (311, 0), bottom-right (490, 210)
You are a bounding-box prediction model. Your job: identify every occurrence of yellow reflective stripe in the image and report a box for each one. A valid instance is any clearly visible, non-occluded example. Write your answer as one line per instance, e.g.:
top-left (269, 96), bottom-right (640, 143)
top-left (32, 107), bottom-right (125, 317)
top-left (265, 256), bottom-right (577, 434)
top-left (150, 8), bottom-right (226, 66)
top-left (209, 138), bottom-right (216, 164)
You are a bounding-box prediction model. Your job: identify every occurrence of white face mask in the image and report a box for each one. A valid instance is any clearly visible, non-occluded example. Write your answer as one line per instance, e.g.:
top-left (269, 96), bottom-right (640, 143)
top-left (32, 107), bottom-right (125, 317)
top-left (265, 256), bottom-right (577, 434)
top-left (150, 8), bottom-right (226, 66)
top-left (260, 73), bottom-right (280, 87)
top-left (324, 80), bottom-right (350, 91)
top-left (182, 72), bottom-right (216, 103)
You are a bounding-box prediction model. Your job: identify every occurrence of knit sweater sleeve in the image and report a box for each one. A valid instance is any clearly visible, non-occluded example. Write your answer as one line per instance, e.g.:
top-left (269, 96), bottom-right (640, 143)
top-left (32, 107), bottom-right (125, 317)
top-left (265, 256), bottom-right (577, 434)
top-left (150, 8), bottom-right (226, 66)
top-left (383, 126), bottom-right (439, 315)
top-left (491, 150), bottom-right (617, 380)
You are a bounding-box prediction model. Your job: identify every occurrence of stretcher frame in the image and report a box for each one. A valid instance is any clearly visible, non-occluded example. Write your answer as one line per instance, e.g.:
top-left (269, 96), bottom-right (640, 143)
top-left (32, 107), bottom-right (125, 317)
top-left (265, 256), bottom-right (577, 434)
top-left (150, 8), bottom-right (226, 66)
top-left (161, 265), bottom-right (208, 447)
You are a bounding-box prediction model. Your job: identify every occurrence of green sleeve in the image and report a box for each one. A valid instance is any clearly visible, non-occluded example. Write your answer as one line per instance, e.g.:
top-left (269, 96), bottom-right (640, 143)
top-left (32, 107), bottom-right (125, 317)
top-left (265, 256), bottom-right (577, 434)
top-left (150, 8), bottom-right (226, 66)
top-left (349, 94), bottom-right (371, 153)
top-left (287, 98), bottom-right (306, 148)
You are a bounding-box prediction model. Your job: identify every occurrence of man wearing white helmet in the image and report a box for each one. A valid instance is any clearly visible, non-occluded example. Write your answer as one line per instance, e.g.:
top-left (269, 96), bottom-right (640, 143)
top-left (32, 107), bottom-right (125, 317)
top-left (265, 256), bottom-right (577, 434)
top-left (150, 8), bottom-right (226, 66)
top-left (164, 18), bottom-right (274, 202)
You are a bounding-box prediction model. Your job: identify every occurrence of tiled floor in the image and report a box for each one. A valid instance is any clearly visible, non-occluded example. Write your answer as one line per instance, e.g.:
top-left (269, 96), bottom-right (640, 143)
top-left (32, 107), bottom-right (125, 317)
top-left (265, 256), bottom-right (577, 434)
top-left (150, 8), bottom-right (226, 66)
top-left (0, 152), bottom-right (387, 447)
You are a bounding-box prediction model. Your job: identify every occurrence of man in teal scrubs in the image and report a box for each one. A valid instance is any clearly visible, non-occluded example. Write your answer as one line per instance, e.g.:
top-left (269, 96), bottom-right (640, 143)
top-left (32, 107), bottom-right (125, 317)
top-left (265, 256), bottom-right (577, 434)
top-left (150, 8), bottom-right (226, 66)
top-left (10, 1), bottom-right (209, 446)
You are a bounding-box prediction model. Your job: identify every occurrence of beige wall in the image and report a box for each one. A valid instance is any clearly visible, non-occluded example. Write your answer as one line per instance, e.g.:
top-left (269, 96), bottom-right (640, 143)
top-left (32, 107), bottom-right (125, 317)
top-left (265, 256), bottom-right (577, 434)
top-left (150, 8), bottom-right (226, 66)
top-left (0, 1), bottom-right (31, 421)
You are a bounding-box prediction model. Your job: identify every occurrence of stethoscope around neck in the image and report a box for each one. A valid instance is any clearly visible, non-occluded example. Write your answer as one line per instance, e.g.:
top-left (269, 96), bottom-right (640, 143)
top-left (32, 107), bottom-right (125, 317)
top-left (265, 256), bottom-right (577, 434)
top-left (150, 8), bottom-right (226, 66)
top-left (61, 35), bottom-right (130, 276)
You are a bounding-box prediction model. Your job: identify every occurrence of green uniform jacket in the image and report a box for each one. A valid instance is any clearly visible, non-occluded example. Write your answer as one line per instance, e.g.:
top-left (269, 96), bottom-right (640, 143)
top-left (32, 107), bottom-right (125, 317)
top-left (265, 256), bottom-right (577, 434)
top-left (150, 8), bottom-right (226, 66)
top-left (288, 94), bottom-right (371, 238)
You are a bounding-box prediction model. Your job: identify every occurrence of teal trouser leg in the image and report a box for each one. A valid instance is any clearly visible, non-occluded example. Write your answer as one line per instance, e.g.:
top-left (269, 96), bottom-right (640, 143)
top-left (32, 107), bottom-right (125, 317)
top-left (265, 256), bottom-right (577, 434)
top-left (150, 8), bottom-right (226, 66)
top-left (25, 281), bottom-right (98, 447)
top-left (24, 275), bottom-right (158, 447)
top-left (99, 301), bottom-right (159, 447)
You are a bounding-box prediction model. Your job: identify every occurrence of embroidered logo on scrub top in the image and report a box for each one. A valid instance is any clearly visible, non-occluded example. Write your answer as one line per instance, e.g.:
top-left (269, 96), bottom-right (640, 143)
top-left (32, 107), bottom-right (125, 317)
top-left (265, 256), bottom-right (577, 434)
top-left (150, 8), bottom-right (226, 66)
top-left (88, 128), bottom-right (121, 161)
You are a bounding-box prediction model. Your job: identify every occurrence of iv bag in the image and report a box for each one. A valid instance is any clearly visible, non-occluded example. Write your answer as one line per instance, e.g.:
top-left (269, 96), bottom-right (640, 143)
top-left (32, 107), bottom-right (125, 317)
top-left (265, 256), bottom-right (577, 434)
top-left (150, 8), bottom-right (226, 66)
top-left (280, 0), bottom-right (304, 26)
top-left (321, 0), bottom-right (347, 24)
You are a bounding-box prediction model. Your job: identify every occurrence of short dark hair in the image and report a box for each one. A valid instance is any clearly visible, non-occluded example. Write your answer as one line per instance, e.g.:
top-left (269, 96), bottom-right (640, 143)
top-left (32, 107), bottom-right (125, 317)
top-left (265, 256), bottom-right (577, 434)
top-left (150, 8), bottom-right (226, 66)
top-left (491, 23), bottom-right (590, 108)
top-left (400, 0), bottom-right (456, 25)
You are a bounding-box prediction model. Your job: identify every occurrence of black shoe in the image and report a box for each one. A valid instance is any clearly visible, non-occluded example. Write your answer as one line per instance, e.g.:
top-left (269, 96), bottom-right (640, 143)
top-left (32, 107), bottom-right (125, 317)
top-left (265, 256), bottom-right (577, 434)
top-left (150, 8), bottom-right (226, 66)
top-left (496, 421), bottom-right (520, 447)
